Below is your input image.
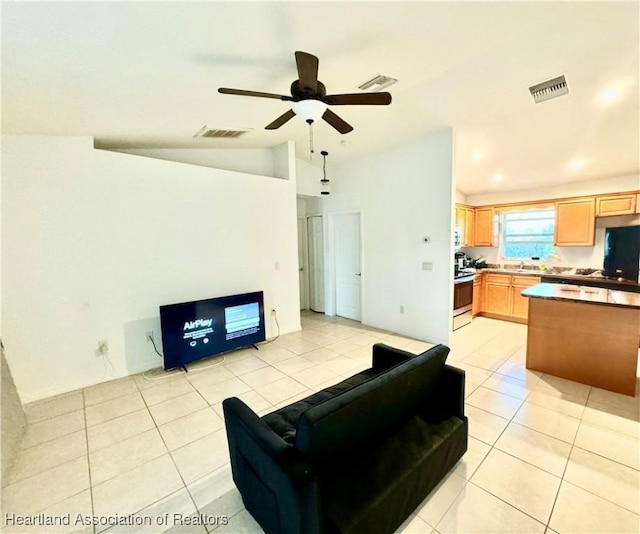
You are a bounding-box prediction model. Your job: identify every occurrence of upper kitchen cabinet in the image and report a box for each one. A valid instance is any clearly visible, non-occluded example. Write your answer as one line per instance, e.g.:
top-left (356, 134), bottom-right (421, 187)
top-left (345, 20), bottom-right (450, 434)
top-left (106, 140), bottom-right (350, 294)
top-left (474, 207), bottom-right (496, 246)
top-left (455, 205), bottom-right (475, 246)
top-left (554, 197), bottom-right (595, 246)
top-left (595, 193), bottom-right (636, 217)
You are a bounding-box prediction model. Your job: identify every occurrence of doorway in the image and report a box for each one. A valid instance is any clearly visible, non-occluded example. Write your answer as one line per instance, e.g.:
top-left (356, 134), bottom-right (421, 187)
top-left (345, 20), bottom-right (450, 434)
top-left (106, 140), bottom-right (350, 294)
top-left (333, 212), bottom-right (362, 321)
top-left (307, 215), bottom-right (325, 313)
top-left (297, 217), bottom-right (308, 310)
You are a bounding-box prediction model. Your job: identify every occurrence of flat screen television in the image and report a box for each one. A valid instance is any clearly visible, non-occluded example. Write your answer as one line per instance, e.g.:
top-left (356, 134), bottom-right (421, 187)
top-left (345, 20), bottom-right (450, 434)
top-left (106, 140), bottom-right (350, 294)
top-left (159, 291), bottom-right (265, 370)
top-left (603, 225), bottom-right (640, 282)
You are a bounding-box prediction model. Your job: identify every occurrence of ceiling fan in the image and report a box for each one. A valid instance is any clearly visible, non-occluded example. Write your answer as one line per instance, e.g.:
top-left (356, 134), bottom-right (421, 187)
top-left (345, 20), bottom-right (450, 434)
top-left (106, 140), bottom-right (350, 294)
top-left (218, 51), bottom-right (392, 134)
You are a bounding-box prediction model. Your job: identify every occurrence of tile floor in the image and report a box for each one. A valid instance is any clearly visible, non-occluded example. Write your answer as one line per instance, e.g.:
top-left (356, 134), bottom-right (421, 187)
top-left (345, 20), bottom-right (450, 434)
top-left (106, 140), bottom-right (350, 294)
top-left (2, 312), bottom-right (639, 533)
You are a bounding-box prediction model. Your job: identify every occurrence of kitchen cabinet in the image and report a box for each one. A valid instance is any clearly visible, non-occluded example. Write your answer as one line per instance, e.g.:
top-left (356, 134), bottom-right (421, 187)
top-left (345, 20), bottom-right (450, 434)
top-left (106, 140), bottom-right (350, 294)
top-left (554, 197), bottom-right (595, 246)
top-left (596, 194), bottom-right (636, 217)
top-left (636, 193), bottom-right (640, 214)
top-left (474, 208), bottom-right (495, 246)
top-left (455, 205), bottom-right (475, 247)
top-left (472, 273), bottom-right (483, 316)
top-left (482, 273), bottom-right (541, 323)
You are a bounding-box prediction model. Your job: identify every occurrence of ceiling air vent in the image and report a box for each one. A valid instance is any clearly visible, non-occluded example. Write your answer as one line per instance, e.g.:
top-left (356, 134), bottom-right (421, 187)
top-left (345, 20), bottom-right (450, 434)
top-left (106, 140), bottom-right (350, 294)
top-left (357, 74), bottom-right (398, 92)
top-left (193, 126), bottom-right (252, 138)
top-left (529, 75), bottom-right (569, 104)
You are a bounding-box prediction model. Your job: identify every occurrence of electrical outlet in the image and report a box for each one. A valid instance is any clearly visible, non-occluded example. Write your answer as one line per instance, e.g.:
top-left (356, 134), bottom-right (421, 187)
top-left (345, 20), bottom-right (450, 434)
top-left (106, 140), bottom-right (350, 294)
top-left (271, 308), bottom-right (276, 314)
top-left (146, 331), bottom-right (154, 343)
top-left (400, 305), bottom-right (405, 314)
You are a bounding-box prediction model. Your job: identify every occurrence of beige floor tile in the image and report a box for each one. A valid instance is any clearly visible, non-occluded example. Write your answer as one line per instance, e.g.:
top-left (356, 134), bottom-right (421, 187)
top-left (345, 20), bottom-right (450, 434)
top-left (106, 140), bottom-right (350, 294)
top-left (278, 339), bottom-right (320, 355)
top-left (452, 436), bottom-right (491, 480)
top-left (149, 391), bottom-right (209, 426)
top-left (564, 447), bottom-right (640, 515)
top-left (396, 513), bottom-right (434, 533)
top-left (574, 422), bottom-right (640, 470)
top-left (471, 448), bottom-right (561, 524)
top-left (321, 356), bottom-right (362, 376)
top-left (465, 405), bottom-right (510, 445)
top-left (87, 408), bottom-right (156, 451)
top-left (158, 407), bottom-right (224, 450)
top-left (24, 392), bottom-right (84, 424)
top-left (255, 345), bottom-right (298, 364)
top-left (20, 409), bottom-right (85, 449)
top-left (83, 377), bottom-right (139, 407)
top-left (325, 339), bottom-right (363, 355)
top-left (525, 390), bottom-right (586, 419)
top-left (197, 377), bottom-right (252, 405)
top-left (85, 392), bottom-right (147, 426)
top-left (513, 401), bottom-right (580, 443)
top-left (92, 455), bottom-right (183, 522)
top-left (237, 365), bottom-right (286, 389)
top-left (436, 482), bottom-right (545, 533)
top-left (133, 369), bottom-right (186, 391)
top-left (481, 373), bottom-right (532, 399)
top-left (549, 481), bottom-right (640, 533)
top-left (290, 365), bottom-right (343, 389)
top-left (495, 423), bottom-right (571, 477)
top-left (272, 356), bottom-right (316, 375)
top-left (7, 430), bottom-right (87, 484)
top-left (466, 387), bottom-right (524, 419)
top-left (187, 466), bottom-right (244, 521)
top-left (213, 509), bottom-right (262, 533)
top-left (184, 366), bottom-right (235, 390)
top-left (233, 390), bottom-right (273, 413)
top-left (494, 360), bottom-right (542, 384)
top-left (170, 429), bottom-right (229, 485)
top-left (104, 488), bottom-right (205, 534)
top-left (273, 389), bottom-right (314, 408)
top-left (140, 379), bottom-right (195, 407)
top-left (452, 362), bottom-right (492, 385)
top-left (1, 489), bottom-right (93, 534)
top-left (224, 356), bottom-right (268, 377)
top-left (588, 386), bottom-right (640, 414)
top-left (89, 428), bottom-right (168, 485)
top-left (533, 375), bottom-right (591, 403)
top-left (253, 376), bottom-right (309, 405)
top-left (460, 352), bottom-right (505, 372)
top-left (474, 340), bottom-right (521, 360)
top-left (415, 472), bottom-right (467, 527)
top-left (582, 400), bottom-right (640, 438)
top-left (1, 456), bottom-right (90, 517)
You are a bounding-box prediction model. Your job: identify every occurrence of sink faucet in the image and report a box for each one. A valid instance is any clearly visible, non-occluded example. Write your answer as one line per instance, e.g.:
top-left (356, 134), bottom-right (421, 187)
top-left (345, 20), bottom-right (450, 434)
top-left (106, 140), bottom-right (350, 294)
top-left (519, 261), bottom-right (525, 269)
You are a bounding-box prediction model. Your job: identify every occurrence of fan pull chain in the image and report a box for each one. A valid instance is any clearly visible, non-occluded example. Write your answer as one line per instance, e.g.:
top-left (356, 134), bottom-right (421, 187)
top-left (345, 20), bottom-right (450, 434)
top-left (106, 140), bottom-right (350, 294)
top-left (307, 119), bottom-right (315, 160)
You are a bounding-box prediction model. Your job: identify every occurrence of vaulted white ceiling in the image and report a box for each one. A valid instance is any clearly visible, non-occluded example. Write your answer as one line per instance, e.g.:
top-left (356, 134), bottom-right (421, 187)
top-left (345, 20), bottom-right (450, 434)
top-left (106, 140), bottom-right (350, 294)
top-left (2, 2), bottom-right (638, 194)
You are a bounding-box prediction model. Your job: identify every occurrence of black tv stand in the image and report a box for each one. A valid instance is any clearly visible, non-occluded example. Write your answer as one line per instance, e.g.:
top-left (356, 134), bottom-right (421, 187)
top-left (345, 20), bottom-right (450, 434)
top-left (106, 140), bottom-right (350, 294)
top-left (181, 365), bottom-right (189, 373)
top-left (252, 344), bottom-right (259, 351)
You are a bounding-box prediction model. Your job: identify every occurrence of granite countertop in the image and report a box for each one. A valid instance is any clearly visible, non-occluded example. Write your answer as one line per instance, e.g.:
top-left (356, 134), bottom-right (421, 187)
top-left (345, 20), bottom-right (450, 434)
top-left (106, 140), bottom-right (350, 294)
top-left (522, 283), bottom-right (640, 309)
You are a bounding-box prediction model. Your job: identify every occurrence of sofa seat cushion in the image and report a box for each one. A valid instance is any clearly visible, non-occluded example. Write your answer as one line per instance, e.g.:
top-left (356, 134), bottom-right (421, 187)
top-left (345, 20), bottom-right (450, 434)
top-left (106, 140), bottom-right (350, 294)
top-left (322, 414), bottom-right (467, 534)
top-left (262, 369), bottom-right (378, 444)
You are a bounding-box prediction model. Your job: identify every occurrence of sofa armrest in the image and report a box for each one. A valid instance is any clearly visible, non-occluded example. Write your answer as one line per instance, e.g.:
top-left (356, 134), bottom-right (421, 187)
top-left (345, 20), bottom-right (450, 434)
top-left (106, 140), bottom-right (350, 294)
top-left (422, 365), bottom-right (466, 422)
top-left (222, 397), bottom-right (320, 534)
top-left (371, 343), bottom-right (413, 372)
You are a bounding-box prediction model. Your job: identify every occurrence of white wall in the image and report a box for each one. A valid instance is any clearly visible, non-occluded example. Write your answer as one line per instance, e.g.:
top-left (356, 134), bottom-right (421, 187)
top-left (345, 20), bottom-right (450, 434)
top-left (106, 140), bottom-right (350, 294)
top-left (2, 136), bottom-right (301, 402)
top-left (308, 129), bottom-right (455, 345)
top-left (295, 157), bottom-right (322, 197)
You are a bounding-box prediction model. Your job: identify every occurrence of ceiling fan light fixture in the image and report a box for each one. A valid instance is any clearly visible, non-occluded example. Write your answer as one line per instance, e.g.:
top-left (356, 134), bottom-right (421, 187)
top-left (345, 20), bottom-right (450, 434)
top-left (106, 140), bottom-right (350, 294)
top-left (292, 99), bottom-right (327, 122)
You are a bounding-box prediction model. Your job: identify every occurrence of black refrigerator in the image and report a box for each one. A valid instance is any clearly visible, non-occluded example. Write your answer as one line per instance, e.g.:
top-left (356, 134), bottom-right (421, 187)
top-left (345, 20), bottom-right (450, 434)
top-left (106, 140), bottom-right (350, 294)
top-left (603, 225), bottom-right (640, 282)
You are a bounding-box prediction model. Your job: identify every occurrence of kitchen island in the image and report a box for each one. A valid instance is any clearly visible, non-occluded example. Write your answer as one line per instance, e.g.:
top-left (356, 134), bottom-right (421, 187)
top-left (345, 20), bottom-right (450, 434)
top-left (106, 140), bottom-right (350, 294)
top-left (522, 283), bottom-right (640, 396)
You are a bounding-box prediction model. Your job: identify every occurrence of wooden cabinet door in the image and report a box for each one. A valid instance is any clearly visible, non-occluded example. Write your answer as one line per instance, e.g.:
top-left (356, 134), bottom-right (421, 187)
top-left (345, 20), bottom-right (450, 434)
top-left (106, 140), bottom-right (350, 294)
top-left (472, 274), bottom-right (483, 316)
top-left (463, 208), bottom-right (475, 246)
top-left (554, 198), bottom-right (595, 246)
top-left (636, 194), bottom-right (640, 214)
top-left (484, 274), bottom-right (511, 315)
top-left (596, 194), bottom-right (636, 216)
top-left (474, 208), bottom-right (495, 246)
top-left (511, 276), bottom-right (541, 320)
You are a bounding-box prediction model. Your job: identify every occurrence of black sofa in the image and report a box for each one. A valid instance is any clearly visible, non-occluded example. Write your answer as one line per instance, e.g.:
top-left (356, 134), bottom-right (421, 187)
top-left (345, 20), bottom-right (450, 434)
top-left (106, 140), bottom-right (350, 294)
top-left (222, 342), bottom-right (467, 534)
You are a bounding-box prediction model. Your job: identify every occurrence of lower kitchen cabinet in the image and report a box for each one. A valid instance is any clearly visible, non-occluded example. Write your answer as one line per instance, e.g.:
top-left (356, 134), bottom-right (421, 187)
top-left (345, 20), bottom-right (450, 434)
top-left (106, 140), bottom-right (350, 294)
top-left (472, 274), bottom-right (483, 316)
top-left (481, 273), bottom-right (541, 323)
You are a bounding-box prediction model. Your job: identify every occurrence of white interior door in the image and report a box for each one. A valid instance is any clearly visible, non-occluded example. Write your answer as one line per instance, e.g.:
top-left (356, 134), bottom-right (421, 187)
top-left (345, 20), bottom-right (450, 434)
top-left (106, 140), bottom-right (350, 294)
top-left (297, 217), bottom-right (308, 310)
top-left (307, 216), bottom-right (325, 313)
top-left (335, 213), bottom-right (362, 321)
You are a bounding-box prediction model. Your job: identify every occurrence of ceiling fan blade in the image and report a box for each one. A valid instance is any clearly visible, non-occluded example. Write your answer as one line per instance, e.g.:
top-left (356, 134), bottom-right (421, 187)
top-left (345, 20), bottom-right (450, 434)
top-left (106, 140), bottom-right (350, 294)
top-left (323, 92), bottom-right (392, 106)
top-left (265, 109), bottom-right (296, 130)
top-left (322, 109), bottom-right (353, 134)
top-left (218, 87), bottom-right (292, 101)
top-left (295, 51), bottom-right (319, 93)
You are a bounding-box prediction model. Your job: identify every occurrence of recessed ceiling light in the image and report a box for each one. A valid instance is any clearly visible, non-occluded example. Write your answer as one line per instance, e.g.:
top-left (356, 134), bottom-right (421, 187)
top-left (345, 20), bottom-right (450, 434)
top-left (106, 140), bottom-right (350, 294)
top-left (601, 88), bottom-right (621, 103)
top-left (472, 152), bottom-right (483, 161)
top-left (492, 174), bottom-right (503, 182)
top-left (569, 159), bottom-right (585, 170)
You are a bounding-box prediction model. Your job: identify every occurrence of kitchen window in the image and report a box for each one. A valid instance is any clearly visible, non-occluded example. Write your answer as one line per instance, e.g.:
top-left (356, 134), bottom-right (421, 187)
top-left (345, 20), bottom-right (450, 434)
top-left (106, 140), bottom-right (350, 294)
top-left (500, 208), bottom-right (555, 260)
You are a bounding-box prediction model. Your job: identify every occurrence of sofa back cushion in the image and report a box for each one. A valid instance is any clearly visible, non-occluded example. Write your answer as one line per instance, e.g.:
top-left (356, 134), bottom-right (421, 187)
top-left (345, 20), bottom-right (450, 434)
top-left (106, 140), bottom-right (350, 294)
top-left (294, 344), bottom-right (449, 463)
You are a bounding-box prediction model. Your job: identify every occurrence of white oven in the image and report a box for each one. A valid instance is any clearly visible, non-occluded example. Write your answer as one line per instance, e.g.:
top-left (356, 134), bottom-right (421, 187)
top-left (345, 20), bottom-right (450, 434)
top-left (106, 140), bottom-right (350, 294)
top-left (453, 274), bottom-right (474, 330)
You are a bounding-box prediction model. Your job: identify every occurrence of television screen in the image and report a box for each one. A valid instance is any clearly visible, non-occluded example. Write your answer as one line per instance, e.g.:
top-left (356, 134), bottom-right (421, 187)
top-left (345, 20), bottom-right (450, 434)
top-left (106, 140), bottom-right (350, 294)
top-left (603, 225), bottom-right (640, 282)
top-left (159, 291), bottom-right (265, 370)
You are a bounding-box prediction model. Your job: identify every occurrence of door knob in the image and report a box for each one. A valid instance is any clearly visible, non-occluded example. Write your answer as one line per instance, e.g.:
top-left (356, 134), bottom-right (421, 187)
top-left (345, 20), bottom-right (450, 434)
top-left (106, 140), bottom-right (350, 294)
top-left (355, 273), bottom-right (362, 276)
